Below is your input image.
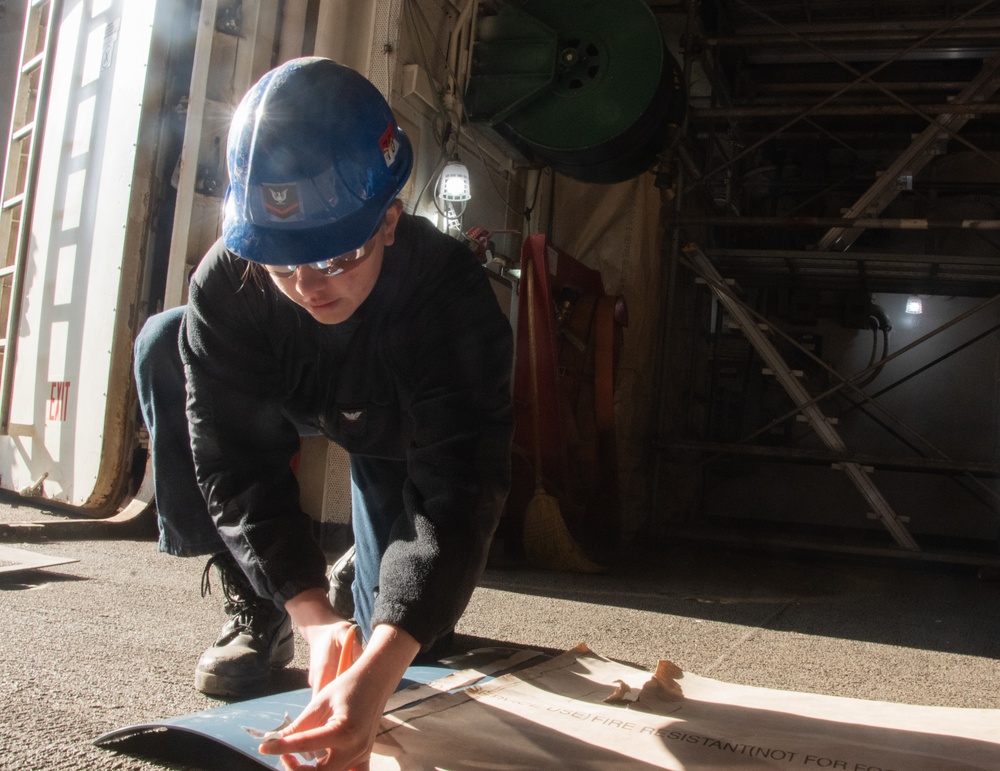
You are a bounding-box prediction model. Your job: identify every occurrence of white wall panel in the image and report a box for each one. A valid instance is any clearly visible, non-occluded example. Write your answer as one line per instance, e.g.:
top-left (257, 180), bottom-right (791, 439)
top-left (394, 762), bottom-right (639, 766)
top-left (0, 0), bottom-right (160, 508)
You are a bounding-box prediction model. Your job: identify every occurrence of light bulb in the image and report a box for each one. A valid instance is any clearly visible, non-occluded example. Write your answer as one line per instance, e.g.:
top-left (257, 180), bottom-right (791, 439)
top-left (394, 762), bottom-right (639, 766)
top-left (438, 161), bottom-right (471, 202)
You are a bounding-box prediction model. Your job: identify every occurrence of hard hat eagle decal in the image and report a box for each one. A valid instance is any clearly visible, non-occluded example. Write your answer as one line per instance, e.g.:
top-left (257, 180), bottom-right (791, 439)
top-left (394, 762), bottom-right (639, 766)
top-left (378, 123), bottom-right (399, 167)
top-left (262, 183), bottom-right (302, 220)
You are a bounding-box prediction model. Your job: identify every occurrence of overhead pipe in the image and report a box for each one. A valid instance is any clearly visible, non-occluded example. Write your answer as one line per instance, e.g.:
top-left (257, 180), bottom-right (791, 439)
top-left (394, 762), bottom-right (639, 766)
top-left (277, 0), bottom-right (309, 62)
top-left (445, 0), bottom-right (476, 120)
top-left (313, 0), bottom-right (376, 73)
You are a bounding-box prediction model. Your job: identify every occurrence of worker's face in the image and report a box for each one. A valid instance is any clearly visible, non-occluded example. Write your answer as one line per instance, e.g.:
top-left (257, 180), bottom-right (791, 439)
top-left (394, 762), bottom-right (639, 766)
top-left (268, 201), bottom-right (402, 325)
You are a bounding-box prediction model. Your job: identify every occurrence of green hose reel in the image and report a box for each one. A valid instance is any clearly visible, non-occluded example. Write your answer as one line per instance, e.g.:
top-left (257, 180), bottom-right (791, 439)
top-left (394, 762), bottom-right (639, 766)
top-left (466, 0), bottom-right (685, 184)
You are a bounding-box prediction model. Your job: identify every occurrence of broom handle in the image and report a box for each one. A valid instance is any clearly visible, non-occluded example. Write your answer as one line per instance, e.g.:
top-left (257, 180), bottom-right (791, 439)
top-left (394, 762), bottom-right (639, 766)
top-left (525, 254), bottom-right (545, 492)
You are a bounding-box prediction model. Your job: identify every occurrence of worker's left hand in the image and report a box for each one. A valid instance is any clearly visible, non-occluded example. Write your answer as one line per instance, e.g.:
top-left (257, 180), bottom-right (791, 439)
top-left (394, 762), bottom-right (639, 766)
top-left (302, 619), bottom-right (363, 694)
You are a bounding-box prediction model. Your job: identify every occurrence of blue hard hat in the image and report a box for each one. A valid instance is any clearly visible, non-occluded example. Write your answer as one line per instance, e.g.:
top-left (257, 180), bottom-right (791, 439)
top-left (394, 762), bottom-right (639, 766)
top-left (222, 57), bottom-right (413, 265)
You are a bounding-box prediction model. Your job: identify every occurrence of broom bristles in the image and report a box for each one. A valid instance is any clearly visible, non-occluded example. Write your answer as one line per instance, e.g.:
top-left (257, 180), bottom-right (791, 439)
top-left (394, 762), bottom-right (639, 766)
top-left (523, 491), bottom-right (604, 574)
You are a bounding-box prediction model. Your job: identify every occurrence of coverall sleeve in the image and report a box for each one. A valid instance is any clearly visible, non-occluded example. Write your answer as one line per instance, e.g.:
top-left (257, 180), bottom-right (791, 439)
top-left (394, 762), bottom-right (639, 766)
top-left (180, 249), bottom-right (328, 605)
top-left (371, 245), bottom-right (515, 647)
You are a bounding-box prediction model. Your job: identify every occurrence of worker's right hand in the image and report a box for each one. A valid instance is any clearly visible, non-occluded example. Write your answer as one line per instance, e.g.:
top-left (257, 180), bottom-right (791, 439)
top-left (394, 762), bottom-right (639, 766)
top-left (261, 660), bottom-right (377, 770)
top-left (258, 623), bottom-right (420, 770)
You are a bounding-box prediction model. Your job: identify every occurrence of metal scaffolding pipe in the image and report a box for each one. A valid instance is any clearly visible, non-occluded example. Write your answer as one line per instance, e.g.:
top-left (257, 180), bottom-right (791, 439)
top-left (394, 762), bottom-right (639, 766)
top-left (681, 2), bottom-right (997, 196)
top-left (725, 16), bottom-right (1000, 38)
top-left (659, 440), bottom-right (1000, 477)
top-left (692, 102), bottom-right (1000, 118)
top-left (680, 252), bottom-right (1000, 507)
top-left (706, 247), bottom-right (1000, 267)
top-left (753, 81), bottom-right (968, 94)
top-left (675, 216), bottom-right (1000, 230)
top-left (743, 17), bottom-right (1000, 33)
top-left (707, 28), bottom-right (1000, 47)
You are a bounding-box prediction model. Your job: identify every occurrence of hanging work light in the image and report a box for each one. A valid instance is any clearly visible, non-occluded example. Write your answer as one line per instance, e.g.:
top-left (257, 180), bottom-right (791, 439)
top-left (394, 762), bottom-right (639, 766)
top-left (438, 160), bottom-right (471, 202)
top-left (905, 295), bottom-right (923, 315)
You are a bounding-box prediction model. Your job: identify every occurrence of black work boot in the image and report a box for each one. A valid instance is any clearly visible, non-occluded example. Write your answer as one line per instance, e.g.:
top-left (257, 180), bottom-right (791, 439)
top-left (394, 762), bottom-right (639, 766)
top-left (195, 552), bottom-right (294, 698)
top-left (328, 545), bottom-right (356, 621)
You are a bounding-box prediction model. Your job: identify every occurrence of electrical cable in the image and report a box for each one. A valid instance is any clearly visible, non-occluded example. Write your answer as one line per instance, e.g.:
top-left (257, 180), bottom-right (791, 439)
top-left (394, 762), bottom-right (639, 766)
top-left (401, 0), bottom-right (537, 225)
top-left (854, 304), bottom-right (891, 388)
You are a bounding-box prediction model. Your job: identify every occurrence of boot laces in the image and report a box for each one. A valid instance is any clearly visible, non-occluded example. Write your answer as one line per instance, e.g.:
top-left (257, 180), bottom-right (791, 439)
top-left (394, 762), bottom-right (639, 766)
top-left (201, 553), bottom-right (269, 634)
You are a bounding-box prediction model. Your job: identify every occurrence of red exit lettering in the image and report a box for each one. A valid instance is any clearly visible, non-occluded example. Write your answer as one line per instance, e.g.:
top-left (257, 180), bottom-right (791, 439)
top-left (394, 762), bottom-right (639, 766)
top-left (49, 381), bottom-right (71, 421)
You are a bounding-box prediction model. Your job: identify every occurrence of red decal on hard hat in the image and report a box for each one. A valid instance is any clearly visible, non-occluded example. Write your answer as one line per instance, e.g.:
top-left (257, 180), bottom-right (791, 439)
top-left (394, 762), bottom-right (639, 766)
top-left (379, 124), bottom-right (398, 167)
top-left (262, 183), bottom-right (302, 219)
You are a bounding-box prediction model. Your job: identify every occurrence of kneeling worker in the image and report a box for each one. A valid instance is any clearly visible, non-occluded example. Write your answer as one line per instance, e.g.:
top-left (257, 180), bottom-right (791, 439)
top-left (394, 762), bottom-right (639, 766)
top-left (134, 56), bottom-right (514, 768)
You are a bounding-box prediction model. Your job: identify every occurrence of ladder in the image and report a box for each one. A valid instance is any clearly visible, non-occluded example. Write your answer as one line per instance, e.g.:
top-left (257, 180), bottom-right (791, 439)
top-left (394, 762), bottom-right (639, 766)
top-left (683, 243), bottom-right (920, 551)
top-left (0, 0), bottom-right (63, 434)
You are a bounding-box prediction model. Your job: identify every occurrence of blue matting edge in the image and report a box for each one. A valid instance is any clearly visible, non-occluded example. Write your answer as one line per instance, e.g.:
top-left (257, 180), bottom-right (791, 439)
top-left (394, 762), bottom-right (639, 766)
top-left (93, 665), bottom-right (460, 770)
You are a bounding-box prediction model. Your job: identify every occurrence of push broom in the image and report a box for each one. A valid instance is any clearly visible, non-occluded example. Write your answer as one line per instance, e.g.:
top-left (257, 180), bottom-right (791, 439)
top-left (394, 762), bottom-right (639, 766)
top-left (521, 251), bottom-right (604, 574)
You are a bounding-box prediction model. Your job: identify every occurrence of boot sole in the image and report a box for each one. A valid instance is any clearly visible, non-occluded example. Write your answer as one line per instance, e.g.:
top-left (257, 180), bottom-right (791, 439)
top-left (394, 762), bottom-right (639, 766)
top-left (193, 631), bottom-right (295, 697)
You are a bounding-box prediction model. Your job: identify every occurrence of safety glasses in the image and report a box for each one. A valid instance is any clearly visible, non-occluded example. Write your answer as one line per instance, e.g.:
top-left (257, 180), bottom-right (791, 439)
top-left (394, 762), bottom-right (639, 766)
top-left (263, 244), bottom-right (370, 278)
